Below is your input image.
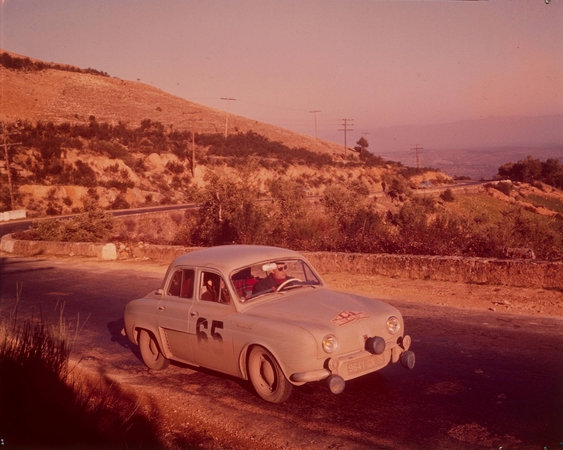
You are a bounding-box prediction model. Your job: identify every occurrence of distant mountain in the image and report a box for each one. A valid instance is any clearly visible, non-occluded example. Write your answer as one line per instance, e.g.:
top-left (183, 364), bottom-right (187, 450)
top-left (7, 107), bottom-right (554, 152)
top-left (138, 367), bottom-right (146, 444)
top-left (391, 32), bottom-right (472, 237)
top-left (362, 115), bottom-right (563, 179)
top-left (368, 114), bottom-right (563, 152)
top-left (396, 146), bottom-right (563, 180)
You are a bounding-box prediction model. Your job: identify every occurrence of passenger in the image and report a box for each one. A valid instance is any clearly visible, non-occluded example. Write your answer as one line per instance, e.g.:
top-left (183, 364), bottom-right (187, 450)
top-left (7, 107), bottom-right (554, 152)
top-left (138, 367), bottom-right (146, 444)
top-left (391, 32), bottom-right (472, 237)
top-left (201, 272), bottom-right (220, 302)
top-left (232, 267), bottom-right (258, 299)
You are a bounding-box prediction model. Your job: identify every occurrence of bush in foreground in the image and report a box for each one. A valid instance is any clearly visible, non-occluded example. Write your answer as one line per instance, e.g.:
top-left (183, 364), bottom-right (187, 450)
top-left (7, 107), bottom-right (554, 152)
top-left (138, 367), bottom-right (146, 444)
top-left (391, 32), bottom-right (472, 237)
top-left (0, 314), bottom-right (164, 448)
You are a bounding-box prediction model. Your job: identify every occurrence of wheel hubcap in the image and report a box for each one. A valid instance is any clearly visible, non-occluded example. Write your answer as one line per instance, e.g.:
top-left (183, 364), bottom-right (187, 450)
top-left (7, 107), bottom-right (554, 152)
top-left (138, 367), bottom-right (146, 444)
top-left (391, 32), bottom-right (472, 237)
top-left (260, 356), bottom-right (275, 390)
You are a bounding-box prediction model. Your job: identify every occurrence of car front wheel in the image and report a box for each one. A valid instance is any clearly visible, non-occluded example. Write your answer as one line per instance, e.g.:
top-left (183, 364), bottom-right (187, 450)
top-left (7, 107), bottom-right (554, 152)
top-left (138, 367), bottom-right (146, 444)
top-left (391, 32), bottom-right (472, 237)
top-left (139, 329), bottom-right (170, 370)
top-left (248, 346), bottom-right (293, 403)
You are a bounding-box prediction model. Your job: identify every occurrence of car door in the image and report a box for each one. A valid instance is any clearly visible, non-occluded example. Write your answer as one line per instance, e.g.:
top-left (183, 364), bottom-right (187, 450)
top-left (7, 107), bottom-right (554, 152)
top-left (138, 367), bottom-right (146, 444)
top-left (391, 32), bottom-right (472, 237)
top-left (156, 267), bottom-right (196, 364)
top-left (188, 270), bottom-right (238, 376)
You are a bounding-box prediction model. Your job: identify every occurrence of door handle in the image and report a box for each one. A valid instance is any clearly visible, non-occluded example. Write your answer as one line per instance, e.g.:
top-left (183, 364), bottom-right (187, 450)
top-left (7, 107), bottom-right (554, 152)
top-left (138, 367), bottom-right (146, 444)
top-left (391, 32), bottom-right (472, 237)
top-left (158, 305), bottom-right (166, 311)
top-left (190, 311), bottom-right (198, 317)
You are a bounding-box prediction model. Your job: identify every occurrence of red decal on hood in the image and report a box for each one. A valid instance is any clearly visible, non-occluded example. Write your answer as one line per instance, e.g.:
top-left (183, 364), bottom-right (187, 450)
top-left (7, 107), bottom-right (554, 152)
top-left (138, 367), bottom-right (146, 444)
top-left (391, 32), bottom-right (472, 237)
top-left (332, 311), bottom-right (370, 326)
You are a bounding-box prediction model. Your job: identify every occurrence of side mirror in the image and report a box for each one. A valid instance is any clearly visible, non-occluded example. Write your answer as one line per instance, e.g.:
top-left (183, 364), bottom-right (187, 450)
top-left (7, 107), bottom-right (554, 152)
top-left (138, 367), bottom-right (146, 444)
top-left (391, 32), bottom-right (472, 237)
top-left (156, 288), bottom-right (163, 295)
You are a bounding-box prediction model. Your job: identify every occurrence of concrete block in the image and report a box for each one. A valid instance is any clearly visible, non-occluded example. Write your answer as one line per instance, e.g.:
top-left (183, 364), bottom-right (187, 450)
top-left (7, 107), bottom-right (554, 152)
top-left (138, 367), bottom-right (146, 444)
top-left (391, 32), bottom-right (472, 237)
top-left (0, 210), bottom-right (27, 222)
top-left (100, 243), bottom-right (117, 260)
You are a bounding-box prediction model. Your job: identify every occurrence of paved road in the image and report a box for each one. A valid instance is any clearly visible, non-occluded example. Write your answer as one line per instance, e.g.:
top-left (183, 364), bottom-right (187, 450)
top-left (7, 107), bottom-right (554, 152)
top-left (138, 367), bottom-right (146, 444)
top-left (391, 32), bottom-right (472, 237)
top-left (1, 255), bottom-right (561, 449)
top-left (0, 203), bottom-right (200, 238)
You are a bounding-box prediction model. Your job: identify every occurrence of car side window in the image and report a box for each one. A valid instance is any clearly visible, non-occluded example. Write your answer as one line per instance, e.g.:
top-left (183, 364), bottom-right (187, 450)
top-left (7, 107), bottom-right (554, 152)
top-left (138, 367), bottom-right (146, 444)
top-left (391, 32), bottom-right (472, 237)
top-left (167, 269), bottom-right (195, 299)
top-left (200, 271), bottom-right (231, 304)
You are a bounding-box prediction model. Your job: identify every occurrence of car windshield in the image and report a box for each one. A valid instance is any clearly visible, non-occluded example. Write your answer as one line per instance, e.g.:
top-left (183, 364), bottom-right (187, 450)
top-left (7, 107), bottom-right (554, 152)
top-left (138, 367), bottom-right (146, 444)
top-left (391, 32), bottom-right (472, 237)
top-left (230, 258), bottom-right (322, 301)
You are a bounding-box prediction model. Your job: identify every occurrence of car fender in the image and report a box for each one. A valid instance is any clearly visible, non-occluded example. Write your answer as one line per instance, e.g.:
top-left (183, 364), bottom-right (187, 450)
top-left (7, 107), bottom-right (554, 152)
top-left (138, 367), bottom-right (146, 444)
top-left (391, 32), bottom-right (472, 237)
top-left (233, 317), bottom-right (323, 384)
top-left (123, 297), bottom-right (167, 353)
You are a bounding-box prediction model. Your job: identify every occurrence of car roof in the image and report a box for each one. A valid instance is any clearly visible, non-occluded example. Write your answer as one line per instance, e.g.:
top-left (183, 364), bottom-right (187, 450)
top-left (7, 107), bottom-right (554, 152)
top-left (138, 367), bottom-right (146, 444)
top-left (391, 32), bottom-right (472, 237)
top-left (171, 245), bottom-right (304, 274)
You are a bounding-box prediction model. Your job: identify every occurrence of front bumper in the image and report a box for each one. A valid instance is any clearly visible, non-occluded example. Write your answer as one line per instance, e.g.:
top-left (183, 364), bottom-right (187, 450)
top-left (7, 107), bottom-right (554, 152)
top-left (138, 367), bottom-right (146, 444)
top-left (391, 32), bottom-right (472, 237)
top-left (290, 334), bottom-right (414, 384)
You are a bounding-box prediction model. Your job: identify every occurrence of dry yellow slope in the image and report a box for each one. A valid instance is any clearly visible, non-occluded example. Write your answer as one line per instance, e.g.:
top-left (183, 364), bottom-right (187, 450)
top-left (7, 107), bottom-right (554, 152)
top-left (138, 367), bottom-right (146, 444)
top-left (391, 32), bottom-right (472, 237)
top-left (0, 50), bottom-right (342, 155)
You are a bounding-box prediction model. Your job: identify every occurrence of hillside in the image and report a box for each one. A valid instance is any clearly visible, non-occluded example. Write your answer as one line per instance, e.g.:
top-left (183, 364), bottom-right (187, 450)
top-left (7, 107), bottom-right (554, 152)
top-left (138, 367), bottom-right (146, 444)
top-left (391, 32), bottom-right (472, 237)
top-left (0, 50), bottom-right (342, 156)
top-left (1, 51), bottom-right (562, 261)
top-left (0, 50), bottom-right (453, 214)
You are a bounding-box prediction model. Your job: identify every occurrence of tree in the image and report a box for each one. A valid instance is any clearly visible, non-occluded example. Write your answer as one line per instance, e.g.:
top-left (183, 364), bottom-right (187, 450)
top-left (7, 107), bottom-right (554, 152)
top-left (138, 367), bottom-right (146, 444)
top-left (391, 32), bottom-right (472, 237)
top-left (542, 158), bottom-right (563, 189)
top-left (354, 137), bottom-right (369, 154)
top-left (190, 165), bottom-right (266, 246)
top-left (322, 180), bottom-right (383, 252)
top-left (520, 155), bottom-right (542, 184)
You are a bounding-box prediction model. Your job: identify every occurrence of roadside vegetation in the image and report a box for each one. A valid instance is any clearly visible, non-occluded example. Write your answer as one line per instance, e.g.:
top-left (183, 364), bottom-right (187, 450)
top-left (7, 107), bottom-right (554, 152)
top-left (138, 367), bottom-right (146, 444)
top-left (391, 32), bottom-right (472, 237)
top-left (0, 118), bottom-right (436, 215)
top-left (0, 306), bottom-right (165, 448)
top-left (0, 285), bottom-right (242, 449)
top-left (3, 119), bottom-right (562, 260)
top-left (169, 169), bottom-right (562, 260)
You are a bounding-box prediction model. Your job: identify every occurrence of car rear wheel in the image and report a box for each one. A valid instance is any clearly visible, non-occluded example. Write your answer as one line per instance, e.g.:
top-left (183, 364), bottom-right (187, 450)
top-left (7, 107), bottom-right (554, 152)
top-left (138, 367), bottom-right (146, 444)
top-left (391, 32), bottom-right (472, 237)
top-left (248, 346), bottom-right (292, 403)
top-left (139, 329), bottom-right (170, 370)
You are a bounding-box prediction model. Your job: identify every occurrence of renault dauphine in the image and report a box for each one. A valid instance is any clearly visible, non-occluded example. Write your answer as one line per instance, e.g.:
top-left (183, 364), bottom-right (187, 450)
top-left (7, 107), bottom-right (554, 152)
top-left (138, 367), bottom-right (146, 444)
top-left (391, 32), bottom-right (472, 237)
top-left (123, 245), bottom-right (415, 403)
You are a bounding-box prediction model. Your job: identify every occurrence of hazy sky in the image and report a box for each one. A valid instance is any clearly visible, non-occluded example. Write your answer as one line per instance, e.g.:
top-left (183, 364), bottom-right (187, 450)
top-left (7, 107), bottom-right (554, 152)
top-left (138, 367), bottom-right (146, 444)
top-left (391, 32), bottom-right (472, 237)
top-left (1, 0), bottom-right (562, 143)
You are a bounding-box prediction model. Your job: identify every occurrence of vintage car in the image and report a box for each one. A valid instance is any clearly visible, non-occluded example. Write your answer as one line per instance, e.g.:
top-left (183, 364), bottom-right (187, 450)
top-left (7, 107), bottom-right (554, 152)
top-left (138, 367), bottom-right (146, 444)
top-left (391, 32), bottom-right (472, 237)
top-left (123, 245), bottom-right (415, 403)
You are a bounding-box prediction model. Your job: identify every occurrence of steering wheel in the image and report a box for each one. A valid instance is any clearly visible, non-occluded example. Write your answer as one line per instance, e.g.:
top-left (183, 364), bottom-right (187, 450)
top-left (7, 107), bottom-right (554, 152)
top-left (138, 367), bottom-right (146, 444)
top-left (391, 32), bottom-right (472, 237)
top-left (276, 278), bottom-right (302, 292)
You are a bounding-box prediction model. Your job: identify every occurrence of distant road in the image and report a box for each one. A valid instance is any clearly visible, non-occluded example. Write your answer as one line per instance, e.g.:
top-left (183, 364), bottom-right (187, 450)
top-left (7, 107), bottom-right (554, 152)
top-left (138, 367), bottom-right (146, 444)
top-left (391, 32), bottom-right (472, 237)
top-left (0, 203), bottom-right (200, 238)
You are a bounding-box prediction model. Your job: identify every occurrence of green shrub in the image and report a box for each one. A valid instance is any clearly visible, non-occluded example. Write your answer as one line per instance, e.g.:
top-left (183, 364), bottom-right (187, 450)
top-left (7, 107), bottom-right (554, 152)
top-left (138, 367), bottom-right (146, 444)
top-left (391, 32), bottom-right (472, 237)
top-left (90, 140), bottom-right (128, 159)
top-left (110, 193), bottom-right (131, 210)
top-left (15, 201), bottom-right (115, 242)
top-left (440, 188), bottom-right (455, 202)
top-left (486, 181), bottom-right (513, 196)
top-left (166, 161), bottom-right (185, 174)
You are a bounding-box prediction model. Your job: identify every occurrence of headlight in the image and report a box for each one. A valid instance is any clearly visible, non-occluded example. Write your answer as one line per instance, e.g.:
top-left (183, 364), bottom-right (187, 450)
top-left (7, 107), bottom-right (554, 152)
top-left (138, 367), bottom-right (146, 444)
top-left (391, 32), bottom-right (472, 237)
top-left (386, 316), bottom-right (401, 335)
top-left (322, 334), bottom-right (338, 353)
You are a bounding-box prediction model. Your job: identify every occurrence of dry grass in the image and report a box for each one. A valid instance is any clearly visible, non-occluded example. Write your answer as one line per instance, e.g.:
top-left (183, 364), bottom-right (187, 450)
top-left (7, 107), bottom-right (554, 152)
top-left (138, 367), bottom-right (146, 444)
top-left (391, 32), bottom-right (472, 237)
top-left (0, 296), bottom-right (166, 449)
top-left (0, 55), bottom-right (343, 156)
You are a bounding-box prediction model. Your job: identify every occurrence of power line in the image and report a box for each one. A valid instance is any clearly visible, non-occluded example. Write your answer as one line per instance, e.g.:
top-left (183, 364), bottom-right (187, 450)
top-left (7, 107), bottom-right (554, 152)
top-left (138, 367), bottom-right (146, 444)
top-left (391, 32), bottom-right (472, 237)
top-left (1, 129), bottom-right (22, 211)
top-left (338, 119), bottom-right (354, 157)
top-left (309, 110), bottom-right (321, 139)
top-left (410, 144), bottom-right (423, 169)
top-left (220, 97), bottom-right (236, 140)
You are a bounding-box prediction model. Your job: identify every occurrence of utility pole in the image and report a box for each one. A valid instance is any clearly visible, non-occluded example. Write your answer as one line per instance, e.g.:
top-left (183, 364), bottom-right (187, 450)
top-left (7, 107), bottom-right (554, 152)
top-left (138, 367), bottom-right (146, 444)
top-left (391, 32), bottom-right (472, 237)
top-left (1, 129), bottom-right (22, 211)
top-left (182, 112), bottom-right (197, 176)
top-left (411, 144), bottom-right (423, 169)
top-left (190, 129), bottom-right (195, 177)
top-left (309, 110), bottom-right (320, 139)
top-left (338, 119), bottom-right (354, 157)
top-left (220, 97), bottom-right (236, 140)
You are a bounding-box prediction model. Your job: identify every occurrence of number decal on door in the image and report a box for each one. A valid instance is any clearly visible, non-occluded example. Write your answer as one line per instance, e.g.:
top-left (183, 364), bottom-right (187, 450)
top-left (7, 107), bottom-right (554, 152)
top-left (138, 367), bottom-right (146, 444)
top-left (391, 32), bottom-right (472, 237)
top-left (196, 317), bottom-right (223, 342)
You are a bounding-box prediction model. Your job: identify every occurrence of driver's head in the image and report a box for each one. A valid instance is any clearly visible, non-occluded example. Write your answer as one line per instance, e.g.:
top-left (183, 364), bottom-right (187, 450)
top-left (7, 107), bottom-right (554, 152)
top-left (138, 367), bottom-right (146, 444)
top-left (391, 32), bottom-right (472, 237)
top-left (272, 262), bottom-right (287, 280)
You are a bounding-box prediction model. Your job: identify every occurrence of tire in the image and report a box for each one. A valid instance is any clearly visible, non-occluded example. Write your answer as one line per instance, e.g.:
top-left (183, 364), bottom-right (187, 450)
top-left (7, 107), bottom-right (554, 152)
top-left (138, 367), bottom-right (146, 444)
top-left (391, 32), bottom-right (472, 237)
top-left (248, 346), bottom-right (293, 403)
top-left (139, 329), bottom-right (170, 370)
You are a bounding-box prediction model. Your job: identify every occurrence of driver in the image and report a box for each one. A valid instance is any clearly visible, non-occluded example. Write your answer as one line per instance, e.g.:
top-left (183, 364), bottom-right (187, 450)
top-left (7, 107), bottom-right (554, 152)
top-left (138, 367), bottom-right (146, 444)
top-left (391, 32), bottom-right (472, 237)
top-left (253, 261), bottom-right (291, 294)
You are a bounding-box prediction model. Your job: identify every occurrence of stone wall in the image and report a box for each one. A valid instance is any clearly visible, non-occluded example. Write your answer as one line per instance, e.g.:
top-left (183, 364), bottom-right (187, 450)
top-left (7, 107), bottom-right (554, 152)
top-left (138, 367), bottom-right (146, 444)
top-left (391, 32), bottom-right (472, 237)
top-left (302, 252), bottom-right (563, 290)
top-left (0, 234), bottom-right (117, 260)
top-left (1, 234), bottom-right (561, 290)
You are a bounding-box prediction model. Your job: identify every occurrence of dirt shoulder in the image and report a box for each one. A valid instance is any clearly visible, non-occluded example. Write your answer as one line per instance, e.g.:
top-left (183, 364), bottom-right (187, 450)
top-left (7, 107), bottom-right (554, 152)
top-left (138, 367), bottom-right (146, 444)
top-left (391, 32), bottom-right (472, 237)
top-left (323, 272), bottom-right (563, 318)
top-left (97, 257), bottom-right (563, 318)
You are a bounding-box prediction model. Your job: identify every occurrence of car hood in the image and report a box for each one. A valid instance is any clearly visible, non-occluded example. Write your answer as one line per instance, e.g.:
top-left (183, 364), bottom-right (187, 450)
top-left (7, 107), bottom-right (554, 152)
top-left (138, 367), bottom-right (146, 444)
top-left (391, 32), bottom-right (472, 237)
top-left (242, 287), bottom-right (400, 338)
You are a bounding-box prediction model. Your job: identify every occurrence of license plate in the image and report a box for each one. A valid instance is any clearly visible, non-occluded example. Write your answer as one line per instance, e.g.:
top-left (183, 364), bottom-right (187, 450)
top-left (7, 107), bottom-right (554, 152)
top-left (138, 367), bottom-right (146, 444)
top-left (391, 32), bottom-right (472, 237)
top-left (347, 355), bottom-right (382, 376)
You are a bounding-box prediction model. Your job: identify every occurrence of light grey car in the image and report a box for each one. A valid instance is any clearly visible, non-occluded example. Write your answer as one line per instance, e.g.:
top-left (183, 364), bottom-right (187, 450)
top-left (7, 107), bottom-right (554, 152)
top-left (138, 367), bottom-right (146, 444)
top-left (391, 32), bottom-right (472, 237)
top-left (123, 245), bottom-right (415, 403)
